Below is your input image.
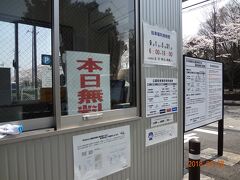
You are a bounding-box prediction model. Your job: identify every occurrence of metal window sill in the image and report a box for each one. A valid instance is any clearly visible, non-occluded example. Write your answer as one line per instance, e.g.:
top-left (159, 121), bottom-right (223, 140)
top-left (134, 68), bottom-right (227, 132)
top-left (0, 116), bottom-right (141, 145)
top-left (0, 128), bottom-right (55, 145)
top-left (59, 116), bottom-right (141, 134)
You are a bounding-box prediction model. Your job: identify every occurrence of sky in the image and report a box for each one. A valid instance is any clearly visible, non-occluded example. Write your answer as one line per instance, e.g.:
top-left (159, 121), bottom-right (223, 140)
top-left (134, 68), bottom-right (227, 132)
top-left (182, 0), bottom-right (231, 40)
top-left (0, 21), bottom-right (51, 81)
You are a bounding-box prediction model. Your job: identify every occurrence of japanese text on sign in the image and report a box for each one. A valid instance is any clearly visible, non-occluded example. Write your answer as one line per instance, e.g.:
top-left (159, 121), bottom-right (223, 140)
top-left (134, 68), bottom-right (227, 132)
top-left (151, 30), bottom-right (171, 39)
top-left (73, 126), bottom-right (131, 180)
top-left (184, 57), bottom-right (223, 131)
top-left (76, 58), bottom-right (103, 113)
top-left (146, 78), bottom-right (178, 117)
top-left (66, 51), bottom-right (110, 115)
top-left (143, 22), bottom-right (177, 66)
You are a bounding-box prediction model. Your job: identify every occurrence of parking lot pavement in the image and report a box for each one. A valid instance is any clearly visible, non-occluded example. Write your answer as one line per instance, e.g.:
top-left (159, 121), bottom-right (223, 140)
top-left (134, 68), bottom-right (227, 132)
top-left (184, 126), bottom-right (240, 180)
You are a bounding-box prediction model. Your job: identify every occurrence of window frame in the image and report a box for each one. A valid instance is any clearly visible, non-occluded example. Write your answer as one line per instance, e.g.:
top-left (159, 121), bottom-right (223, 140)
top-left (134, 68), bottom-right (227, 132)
top-left (0, 2), bottom-right (54, 131)
top-left (0, 0), bottom-right (140, 132)
top-left (56, 0), bottom-right (140, 129)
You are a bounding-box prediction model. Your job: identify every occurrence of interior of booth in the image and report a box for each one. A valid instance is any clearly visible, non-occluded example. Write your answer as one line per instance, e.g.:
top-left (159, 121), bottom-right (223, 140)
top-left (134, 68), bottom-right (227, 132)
top-left (0, 0), bottom-right (136, 122)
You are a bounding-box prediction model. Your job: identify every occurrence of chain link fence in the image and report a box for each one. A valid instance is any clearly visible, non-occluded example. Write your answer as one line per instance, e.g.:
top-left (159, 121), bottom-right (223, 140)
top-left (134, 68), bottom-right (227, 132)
top-left (0, 21), bottom-right (52, 102)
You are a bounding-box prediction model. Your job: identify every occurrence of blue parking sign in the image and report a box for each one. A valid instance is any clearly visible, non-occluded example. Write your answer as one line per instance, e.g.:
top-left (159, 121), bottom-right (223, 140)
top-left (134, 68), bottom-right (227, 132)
top-left (41, 54), bottom-right (52, 65)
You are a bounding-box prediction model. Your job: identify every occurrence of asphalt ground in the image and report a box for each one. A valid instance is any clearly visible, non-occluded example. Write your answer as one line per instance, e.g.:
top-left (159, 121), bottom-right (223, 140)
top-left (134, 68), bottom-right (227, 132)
top-left (183, 105), bottom-right (240, 180)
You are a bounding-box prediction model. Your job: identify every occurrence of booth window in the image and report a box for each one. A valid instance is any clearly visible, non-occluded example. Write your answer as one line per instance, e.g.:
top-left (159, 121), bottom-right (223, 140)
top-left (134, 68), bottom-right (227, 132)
top-left (0, 0), bottom-right (53, 124)
top-left (59, 0), bottom-right (136, 115)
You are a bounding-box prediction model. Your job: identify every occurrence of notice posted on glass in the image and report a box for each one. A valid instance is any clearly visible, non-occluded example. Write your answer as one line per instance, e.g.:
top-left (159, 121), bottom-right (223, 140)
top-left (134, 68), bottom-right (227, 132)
top-left (184, 57), bottom-right (223, 131)
top-left (65, 51), bottom-right (110, 115)
top-left (73, 126), bottom-right (131, 180)
top-left (146, 78), bottom-right (178, 117)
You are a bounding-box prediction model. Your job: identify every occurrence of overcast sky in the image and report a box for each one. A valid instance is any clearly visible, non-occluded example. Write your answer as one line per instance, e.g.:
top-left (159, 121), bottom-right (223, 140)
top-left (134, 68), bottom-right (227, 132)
top-left (182, 0), bottom-right (230, 40)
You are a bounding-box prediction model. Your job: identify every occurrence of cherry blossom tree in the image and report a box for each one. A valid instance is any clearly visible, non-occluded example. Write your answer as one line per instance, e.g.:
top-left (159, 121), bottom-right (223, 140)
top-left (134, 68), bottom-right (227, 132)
top-left (183, 0), bottom-right (240, 90)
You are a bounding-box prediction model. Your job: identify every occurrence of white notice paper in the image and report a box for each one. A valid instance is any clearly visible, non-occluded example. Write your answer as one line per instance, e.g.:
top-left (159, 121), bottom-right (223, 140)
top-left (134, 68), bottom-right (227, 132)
top-left (146, 78), bottom-right (178, 117)
top-left (151, 114), bottom-right (174, 127)
top-left (41, 66), bottom-right (52, 88)
top-left (146, 123), bottom-right (178, 147)
top-left (73, 126), bottom-right (131, 180)
top-left (143, 22), bottom-right (177, 67)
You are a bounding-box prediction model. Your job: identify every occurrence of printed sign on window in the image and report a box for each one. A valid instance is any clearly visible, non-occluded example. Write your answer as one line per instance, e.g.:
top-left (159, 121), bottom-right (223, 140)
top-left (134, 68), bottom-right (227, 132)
top-left (41, 66), bottom-right (52, 88)
top-left (65, 51), bottom-right (110, 115)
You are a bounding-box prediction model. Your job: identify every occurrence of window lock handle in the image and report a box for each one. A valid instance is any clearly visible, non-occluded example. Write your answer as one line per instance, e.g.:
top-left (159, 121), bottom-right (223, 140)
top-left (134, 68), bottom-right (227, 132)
top-left (82, 113), bottom-right (103, 121)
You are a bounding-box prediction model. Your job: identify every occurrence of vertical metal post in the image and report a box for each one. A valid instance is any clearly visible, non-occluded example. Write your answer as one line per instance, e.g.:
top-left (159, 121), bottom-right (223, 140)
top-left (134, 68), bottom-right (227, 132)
top-left (213, 13), bottom-right (217, 59)
top-left (32, 26), bottom-right (38, 99)
top-left (189, 139), bottom-right (200, 180)
top-left (218, 62), bottom-right (224, 156)
top-left (213, 0), bottom-right (217, 60)
top-left (14, 23), bottom-right (20, 100)
top-left (135, 0), bottom-right (141, 117)
top-left (52, 0), bottom-right (61, 129)
top-left (213, 0), bottom-right (224, 157)
top-left (218, 119), bottom-right (224, 156)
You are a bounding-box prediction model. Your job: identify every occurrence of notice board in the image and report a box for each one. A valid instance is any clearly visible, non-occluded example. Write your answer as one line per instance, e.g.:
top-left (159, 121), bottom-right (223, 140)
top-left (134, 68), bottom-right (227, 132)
top-left (184, 56), bottom-right (223, 132)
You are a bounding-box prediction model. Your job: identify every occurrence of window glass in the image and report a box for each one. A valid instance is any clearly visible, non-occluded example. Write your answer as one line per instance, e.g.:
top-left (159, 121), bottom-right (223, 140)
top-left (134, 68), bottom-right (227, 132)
top-left (0, 0), bottom-right (52, 123)
top-left (60, 0), bottom-right (136, 115)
